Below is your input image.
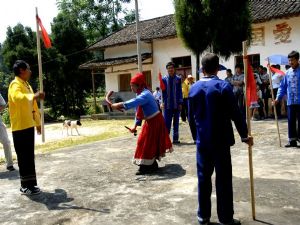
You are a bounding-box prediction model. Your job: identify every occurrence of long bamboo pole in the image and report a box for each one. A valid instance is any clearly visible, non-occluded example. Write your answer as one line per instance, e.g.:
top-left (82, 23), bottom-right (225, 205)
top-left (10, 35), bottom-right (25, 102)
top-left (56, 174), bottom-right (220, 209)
top-left (135, 0), bottom-right (142, 73)
top-left (91, 70), bottom-right (97, 113)
top-left (242, 41), bottom-right (256, 220)
top-left (267, 60), bottom-right (282, 147)
top-left (35, 7), bottom-right (45, 143)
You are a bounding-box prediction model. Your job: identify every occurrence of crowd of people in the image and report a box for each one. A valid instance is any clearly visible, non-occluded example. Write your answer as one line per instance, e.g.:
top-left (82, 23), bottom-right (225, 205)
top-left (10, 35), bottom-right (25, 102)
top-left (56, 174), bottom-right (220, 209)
top-left (114, 57), bottom-right (252, 225)
top-left (1, 50), bottom-right (299, 225)
top-left (225, 63), bottom-right (290, 121)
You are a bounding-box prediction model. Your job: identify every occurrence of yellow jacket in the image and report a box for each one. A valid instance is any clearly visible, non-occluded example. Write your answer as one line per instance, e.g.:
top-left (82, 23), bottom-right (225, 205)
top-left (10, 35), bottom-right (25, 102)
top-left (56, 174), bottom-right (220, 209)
top-left (8, 76), bottom-right (41, 132)
top-left (182, 79), bottom-right (190, 98)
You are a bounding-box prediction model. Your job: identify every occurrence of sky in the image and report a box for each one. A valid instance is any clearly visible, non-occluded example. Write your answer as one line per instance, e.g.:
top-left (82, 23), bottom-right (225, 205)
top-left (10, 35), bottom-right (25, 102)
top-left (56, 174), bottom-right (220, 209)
top-left (0, 0), bottom-right (175, 43)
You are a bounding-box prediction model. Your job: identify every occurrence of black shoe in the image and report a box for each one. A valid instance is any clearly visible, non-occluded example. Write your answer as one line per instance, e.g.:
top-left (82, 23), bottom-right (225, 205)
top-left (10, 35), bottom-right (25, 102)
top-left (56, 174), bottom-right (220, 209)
top-left (6, 166), bottom-right (16, 171)
top-left (135, 164), bottom-right (150, 175)
top-left (220, 218), bottom-right (241, 225)
top-left (198, 217), bottom-right (210, 225)
top-left (20, 186), bottom-right (41, 195)
top-left (199, 221), bottom-right (210, 225)
top-left (150, 160), bottom-right (158, 171)
top-left (285, 140), bottom-right (297, 148)
top-left (173, 140), bottom-right (180, 144)
top-left (135, 170), bottom-right (146, 175)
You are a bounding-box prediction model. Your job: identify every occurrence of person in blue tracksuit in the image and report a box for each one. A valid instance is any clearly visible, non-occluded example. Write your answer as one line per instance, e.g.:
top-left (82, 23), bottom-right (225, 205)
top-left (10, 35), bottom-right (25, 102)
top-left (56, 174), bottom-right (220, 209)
top-left (188, 53), bottom-right (253, 225)
top-left (161, 62), bottom-right (183, 144)
top-left (275, 50), bottom-right (300, 148)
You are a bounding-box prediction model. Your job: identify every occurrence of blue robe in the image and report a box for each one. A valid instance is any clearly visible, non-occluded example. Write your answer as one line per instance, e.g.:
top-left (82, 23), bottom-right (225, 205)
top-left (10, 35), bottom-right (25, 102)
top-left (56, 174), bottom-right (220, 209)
top-left (162, 74), bottom-right (183, 141)
top-left (188, 75), bottom-right (248, 224)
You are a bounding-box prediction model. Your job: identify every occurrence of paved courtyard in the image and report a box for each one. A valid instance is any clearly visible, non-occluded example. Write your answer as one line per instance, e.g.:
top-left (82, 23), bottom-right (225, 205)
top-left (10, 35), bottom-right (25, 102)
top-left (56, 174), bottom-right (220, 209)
top-left (0, 119), bottom-right (299, 225)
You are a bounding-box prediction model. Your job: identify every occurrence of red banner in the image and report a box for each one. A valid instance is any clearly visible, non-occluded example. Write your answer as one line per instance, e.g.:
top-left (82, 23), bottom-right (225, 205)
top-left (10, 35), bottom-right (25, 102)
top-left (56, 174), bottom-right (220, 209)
top-left (269, 65), bottom-right (285, 76)
top-left (158, 72), bottom-right (166, 91)
top-left (36, 16), bottom-right (52, 48)
top-left (246, 59), bottom-right (258, 107)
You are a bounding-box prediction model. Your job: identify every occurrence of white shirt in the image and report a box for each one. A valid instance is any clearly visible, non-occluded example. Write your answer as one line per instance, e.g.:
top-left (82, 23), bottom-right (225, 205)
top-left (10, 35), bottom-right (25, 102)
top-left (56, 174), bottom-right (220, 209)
top-left (153, 90), bottom-right (162, 104)
top-left (272, 73), bottom-right (283, 89)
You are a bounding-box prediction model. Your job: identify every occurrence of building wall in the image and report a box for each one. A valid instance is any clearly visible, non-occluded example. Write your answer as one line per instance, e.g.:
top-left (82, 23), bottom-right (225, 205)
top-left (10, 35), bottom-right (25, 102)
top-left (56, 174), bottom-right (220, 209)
top-left (221, 16), bottom-right (300, 74)
top-left (104, 16), bottom-right (300, 93)
top-left (104, 60), bottom-right (153, 92)
top-left (105, 42), bottom-right (152, 59)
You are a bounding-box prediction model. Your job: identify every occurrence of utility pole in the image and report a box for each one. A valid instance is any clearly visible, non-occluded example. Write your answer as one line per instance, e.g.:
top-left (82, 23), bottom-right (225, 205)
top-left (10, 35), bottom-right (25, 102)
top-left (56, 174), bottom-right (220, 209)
top-left (135, 0), bottom-right (142, 72)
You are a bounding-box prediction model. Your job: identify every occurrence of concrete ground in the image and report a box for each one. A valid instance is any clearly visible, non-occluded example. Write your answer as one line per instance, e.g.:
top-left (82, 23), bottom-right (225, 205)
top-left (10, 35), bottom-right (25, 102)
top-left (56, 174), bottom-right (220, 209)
top-left (0, 119), bottom-right (299, 225)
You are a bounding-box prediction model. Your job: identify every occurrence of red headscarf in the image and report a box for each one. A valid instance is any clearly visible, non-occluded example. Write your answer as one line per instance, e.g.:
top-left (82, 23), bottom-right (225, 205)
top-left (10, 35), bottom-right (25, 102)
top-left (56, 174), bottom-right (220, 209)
top-left (130, 73), bottom-right (147, 94)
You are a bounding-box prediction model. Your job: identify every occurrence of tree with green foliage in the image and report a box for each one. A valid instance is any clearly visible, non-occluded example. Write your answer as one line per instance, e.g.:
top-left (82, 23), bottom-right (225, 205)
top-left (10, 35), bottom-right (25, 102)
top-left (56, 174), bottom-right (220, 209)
top-left (0, 19), bottom-right (90, 118)
top-left (1, 1), bottom-right (135, 118)
top-left (1, 24), bottom-right (36, 71)
top-left (174, 0), bottom-right (252, 80)
top-left (40, 12), bottom-right (91, 117)
top-left (57, 0), bottom-right (135, 43)
top-left (1, 24), bottom-right (40, 91)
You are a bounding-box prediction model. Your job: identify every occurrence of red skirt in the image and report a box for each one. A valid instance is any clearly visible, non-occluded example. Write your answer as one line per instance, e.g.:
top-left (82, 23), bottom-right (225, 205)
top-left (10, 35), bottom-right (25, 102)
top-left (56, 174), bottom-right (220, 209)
top-left (133, 112), bottom-right (173, 165)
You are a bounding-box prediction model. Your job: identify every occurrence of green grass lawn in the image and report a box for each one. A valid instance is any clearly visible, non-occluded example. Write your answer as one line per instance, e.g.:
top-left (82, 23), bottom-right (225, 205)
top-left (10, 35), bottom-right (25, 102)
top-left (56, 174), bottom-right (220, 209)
top-left (0, 119), bottom-right (134, 164)
top-left (36, 119), bottom-right (134, 153)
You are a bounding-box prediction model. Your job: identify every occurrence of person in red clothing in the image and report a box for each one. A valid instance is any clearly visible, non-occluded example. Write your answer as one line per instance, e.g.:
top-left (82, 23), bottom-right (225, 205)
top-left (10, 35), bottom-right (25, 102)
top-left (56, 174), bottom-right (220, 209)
top-left (111, 73), bottom-right (173, 175)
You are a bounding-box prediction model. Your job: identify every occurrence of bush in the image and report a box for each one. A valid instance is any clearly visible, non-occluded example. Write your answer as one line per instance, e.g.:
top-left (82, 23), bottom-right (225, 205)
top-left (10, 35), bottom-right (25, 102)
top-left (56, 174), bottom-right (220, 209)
top-left (1, 108), bottom-right (10, 127)
top-left (44, 110), bottom-right (57, 122)
top-left (86, 104), bottom-right (102, 115)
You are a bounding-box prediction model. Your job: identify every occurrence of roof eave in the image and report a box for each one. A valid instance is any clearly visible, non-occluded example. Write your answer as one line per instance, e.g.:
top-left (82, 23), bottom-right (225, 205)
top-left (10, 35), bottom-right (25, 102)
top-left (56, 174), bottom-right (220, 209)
top-left (252, 13), bottom-right (300, 24)
top-left (86, 35), bottom-right (177, 51)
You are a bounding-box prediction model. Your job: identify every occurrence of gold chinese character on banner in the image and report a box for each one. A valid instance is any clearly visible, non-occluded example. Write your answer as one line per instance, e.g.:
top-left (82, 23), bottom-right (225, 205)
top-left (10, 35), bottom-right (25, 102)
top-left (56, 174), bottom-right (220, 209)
top-left (251, 27), bottom-right (265, 46)
top-left (273, 22), bottom-right (292, 44)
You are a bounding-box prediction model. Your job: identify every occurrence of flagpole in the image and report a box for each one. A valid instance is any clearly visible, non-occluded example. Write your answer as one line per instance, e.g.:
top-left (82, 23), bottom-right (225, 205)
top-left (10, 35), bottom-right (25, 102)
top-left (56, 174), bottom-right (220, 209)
top-left (267, 59), bottom-right (282, 147)
top-left (135, 0), bottom-right (142, 73)
top-left (35, 7), bottom-right (45, 143)
top-left (243, 41), bottom-right (256, 220)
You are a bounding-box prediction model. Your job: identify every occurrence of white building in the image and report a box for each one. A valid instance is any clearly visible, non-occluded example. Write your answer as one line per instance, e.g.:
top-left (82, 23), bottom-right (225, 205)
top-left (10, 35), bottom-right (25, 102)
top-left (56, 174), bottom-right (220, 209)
top-left (80, 0), bottom-right (300, 101)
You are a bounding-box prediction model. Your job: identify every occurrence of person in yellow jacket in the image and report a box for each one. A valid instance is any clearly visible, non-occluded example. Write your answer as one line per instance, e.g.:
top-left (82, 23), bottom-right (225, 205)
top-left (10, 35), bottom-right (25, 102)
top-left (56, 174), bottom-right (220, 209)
top-left (8, 60), bottom-right (45, 195)
top-left (182, 74), bottom-right (197, 143)
top-left (181, 74), bottom-right (189, 122)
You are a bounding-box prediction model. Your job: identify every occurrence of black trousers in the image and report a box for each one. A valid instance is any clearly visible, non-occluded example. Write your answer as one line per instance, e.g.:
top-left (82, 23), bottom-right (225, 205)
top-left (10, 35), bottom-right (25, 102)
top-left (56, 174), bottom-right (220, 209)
top-left (181, 98), bottom-right (188, 122)
top-left (12, 127), bottom-right (37, 188)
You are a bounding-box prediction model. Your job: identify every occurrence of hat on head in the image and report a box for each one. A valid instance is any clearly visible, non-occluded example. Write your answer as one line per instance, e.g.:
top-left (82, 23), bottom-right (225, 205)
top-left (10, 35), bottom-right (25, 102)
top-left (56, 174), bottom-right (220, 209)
top-left (187, 74), bottom-right (193, 79)
top-left (130, 73), bottom-right (147, 93)
top-left (131, 73), bottom-right (146, 86)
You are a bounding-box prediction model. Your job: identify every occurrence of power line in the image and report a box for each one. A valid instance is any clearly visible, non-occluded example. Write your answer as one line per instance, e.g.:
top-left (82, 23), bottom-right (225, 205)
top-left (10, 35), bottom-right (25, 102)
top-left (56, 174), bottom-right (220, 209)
top-left (32, 47), bottom-right (90, 68)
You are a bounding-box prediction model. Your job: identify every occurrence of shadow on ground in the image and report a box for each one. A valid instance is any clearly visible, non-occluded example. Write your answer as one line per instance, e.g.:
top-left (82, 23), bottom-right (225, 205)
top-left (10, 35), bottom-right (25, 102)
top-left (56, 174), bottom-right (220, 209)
top-left (27, 188), bottom-right (110, 213)
top-left (136, 163), bottom-right (186, 181)
top-left (0, 169), bottom-right (19, 180)
top-left (254, 219), bottom-right (275, 225)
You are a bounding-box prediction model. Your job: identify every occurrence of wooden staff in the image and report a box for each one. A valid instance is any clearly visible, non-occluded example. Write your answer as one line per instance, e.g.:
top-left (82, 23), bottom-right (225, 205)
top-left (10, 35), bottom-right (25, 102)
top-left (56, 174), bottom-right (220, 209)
top-left (267, 60), bottom-right (282, 147)
top-left (35, 7), bottom-right (45, 142)
top-left (242, 41), bottom-right (256, 220)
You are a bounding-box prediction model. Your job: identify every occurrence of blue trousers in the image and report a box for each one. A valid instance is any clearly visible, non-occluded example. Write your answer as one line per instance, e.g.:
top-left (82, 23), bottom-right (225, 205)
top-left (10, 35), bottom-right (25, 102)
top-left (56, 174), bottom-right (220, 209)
top-left (287, 105), bottom-right (300, 141)
top-left (163, 109), bottom-right (180, 141)
top-left (196, 146), bottom-right (234, 224)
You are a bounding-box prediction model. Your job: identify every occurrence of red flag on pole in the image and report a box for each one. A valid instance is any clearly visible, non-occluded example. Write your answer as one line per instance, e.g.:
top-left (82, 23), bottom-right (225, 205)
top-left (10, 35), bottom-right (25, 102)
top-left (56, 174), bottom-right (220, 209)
top-left (158, 71), bottom-right (166, 91)
top-left (268, 65), bottom-right (285, 76)
top-left (36, 16), bottom-right (52, 48)
top-left (246, 59), bottom-right (258, 107)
